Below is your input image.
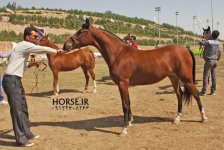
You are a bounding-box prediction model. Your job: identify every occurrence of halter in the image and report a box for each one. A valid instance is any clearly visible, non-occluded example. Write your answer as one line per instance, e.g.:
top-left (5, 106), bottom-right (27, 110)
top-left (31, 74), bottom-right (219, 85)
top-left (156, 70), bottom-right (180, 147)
top-left (70, 35), bottom-right (81, 50)
top-left (27, 53), bottom-right (47, 93)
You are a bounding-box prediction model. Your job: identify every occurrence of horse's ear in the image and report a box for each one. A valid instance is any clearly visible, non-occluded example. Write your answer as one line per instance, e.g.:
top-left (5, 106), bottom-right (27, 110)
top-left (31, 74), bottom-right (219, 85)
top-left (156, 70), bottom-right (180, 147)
top-left (82, 18), bottom-right (90, 29)
top-left (85, 18), bottom-right (90, 28)
top-left (43, 34), bottom-right (48, 39)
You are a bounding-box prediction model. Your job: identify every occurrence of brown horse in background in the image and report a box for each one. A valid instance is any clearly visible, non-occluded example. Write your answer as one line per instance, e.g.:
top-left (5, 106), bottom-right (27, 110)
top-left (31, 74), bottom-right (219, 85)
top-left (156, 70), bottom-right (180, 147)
top-left (199, 26), bottom-right (221, 60)
top-left (199, 26), bottom-right (211, 55)
top-left (37, 35), bottom-right (96, 96)
top-left (63, 18), bottom-right (207, 136)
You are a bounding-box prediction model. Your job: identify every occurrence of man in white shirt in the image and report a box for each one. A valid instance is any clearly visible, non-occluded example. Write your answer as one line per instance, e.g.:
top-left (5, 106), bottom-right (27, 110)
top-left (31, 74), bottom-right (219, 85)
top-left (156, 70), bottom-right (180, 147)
top-left (2, 27), bottom-right (62, 147)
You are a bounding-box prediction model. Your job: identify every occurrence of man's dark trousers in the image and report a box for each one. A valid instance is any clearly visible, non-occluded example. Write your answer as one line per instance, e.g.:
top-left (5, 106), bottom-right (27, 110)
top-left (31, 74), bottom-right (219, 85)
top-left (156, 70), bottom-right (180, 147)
top-left (2, 75), bottom-right (34, 145)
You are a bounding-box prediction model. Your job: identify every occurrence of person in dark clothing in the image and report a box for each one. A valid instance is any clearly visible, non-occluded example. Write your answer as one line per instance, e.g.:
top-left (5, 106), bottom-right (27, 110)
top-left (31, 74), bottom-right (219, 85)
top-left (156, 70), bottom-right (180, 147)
top-left (200, 30), bottom-right (220, 96)
top-left (130, 36), bottom-right (139, 49)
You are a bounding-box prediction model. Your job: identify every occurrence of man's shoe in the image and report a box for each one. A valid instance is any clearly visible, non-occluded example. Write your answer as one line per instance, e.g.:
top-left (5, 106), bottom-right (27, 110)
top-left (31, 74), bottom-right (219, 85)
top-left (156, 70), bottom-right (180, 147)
top-left (200, 92), bottom-right (206, 96)
top-left (23, 141), bottom-right (34, 147)
top-left (0, 100), bottom-right (8, 105)
top-left (17, 141), bottom-right (34, 147)
top-left (29, 135), bottom-right (40, 140)
top-left (210, 92), bottom-right (216, 96)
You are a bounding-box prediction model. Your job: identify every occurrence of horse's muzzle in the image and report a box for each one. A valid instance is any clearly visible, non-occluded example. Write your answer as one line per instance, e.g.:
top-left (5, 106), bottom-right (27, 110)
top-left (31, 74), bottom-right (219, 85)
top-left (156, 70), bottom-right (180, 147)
top-left (63, 43), bottom-right (73, 51)
top-left (63, 41), bottom-right (80, 51)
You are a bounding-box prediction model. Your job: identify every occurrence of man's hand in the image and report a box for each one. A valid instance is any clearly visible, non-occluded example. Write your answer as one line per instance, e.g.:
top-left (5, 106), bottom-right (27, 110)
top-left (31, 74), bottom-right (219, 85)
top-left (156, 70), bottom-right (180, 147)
top-left (56, 49), bottom-right (64, 54)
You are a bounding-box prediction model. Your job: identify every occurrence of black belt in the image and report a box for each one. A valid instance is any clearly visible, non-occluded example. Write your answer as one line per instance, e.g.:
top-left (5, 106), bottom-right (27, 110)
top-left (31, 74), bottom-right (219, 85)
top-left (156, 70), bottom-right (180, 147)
top-left (4, 74), bottom-right (21, 80)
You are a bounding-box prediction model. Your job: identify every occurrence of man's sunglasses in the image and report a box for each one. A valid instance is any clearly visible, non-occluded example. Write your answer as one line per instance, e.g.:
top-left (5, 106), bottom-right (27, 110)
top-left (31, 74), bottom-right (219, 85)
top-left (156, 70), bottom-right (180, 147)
top-left (34, 35), bottom-right (38, 39)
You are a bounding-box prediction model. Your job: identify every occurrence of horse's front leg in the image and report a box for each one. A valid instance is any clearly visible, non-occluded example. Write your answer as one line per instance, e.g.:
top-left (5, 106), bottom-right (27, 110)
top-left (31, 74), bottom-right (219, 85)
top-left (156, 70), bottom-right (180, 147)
top-left (118, 80), bottom-right (132, 137)
top-left (88, 69), bottom-right (97, 93)
top-left (81, 65), bottom-right (89, 93)
top-left (53, 71), bottom-right (59, 96)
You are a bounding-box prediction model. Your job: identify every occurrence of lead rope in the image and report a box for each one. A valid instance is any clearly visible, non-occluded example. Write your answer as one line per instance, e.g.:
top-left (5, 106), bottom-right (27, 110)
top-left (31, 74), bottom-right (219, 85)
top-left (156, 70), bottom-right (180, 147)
top-left (199, 47), bottom-right (204, 59)
top-left (29, 60), bottom-right (47, 93)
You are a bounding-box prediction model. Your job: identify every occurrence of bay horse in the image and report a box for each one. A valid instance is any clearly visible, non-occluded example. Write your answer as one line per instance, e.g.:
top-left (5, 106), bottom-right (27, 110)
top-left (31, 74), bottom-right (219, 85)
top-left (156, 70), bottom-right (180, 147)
top-left (36, 35), bottom-right (97, 96)
top-left (63, 18), bottom-right (207, 136)
top-left (202, 26), bottom-right (211, 39)
top-left (199, 26), bottom-right (211, 58)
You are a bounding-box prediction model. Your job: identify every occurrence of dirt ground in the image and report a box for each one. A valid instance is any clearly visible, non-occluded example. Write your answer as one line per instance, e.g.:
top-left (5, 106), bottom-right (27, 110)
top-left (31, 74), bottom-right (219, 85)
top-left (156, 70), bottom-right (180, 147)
top-left (0, 48), bottom-right (224, 150)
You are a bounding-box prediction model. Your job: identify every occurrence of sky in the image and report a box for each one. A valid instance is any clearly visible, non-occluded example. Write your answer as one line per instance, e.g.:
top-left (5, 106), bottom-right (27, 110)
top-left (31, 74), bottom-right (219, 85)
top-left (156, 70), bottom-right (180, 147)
top-left (1, 0), bottom-right (224, 39)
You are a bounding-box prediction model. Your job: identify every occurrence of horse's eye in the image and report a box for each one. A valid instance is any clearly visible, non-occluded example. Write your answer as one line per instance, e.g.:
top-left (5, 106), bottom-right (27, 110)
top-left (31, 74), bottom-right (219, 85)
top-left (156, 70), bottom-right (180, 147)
top-left (77, 30), bottom-right (82, 35)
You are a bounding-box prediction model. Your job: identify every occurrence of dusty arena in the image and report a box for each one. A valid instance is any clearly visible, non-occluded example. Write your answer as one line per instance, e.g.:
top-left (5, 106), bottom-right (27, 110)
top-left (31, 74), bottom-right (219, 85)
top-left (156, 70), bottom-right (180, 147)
top-left (0, 49), bottom-right (224, 150)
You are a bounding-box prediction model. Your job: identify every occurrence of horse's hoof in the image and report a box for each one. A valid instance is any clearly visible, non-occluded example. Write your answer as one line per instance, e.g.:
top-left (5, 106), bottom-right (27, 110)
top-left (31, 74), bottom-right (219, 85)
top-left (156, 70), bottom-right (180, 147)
top-left (93, 89), bottom-right (96, 93)
top-left (119, 127), bottom-right (128, 137)
top-left (128, 121), bottom-right (133, 127)
top-left (173, 119), bottom-right (180, 124)
top-left (119, 132), bottom-right (127, 137)
top-left (202, 117), bottom-right (208, 123)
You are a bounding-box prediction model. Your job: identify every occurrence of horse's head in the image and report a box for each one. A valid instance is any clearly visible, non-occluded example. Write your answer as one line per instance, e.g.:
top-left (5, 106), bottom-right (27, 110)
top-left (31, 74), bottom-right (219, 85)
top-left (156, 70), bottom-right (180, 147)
top-left (63, 18), bottom-right (93, 51)
top-left (37, 35), bottom-right (59, 49)
top-left (202, 26), bottom-right (211, 39)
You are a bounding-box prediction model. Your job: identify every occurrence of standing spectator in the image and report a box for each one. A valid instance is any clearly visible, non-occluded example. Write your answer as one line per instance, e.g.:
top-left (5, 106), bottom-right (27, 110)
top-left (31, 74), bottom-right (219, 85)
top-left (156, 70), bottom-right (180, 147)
top-left (200, 30), bottom-right (220, 96)
top-left (2, 27), bottom-right (62, 147)
top-left (0, 51), bottom-right (11, 105)
top-left (130, 36), bottom-right (139, 49)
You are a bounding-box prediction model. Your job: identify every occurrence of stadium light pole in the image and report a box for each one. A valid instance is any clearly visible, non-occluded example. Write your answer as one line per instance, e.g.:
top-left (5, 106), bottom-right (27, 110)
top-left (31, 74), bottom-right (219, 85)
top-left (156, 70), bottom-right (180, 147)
top-left (155, 6), bottom-right (161, 45)
top-left (175, 11), bottom-right (179, 44)
top-left (193, 15), bottom-right (197, 48)
top-left (211, 0), bottom-right (214, 31)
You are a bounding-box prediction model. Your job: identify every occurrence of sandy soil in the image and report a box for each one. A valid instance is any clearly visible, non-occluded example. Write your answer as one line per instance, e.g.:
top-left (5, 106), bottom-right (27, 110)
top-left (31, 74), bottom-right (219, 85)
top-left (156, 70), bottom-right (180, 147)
top-left (0, 46), bottom-right (224, 150)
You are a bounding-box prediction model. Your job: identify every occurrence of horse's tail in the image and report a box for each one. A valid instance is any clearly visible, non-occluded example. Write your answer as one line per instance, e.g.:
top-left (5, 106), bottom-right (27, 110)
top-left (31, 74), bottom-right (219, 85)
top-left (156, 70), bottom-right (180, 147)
top-left (188, 49), bottom-right (196, 83)
top-left (183, 49), bottom-right (196, 104)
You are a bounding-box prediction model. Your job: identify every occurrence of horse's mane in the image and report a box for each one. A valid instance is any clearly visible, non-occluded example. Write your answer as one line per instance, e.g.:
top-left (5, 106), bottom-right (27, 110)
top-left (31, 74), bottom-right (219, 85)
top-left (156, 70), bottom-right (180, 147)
top-left (100, 28), bottom-right (127, 44)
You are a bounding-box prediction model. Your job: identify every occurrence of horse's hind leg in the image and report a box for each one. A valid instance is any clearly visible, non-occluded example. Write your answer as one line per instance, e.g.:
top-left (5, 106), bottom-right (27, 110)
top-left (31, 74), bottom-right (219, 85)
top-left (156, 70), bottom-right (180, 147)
top-left (88, 69), bottom-right (97, 93)
top-left (169, 75), bottom-right (183, 123)
top-left (81, 65), bottom-right (90, 93)
top-left (184, 81), bottom-right (208, 122)
top-left (53, 71), bottom-right (59, 96)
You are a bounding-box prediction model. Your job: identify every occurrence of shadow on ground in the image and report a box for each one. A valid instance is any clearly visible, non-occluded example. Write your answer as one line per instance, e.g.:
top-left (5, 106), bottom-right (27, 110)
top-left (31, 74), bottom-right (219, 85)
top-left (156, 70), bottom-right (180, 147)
top-left (26, 89), bottom-right (82, 97)
top-left (30, 115), bottom-right (173, 135)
